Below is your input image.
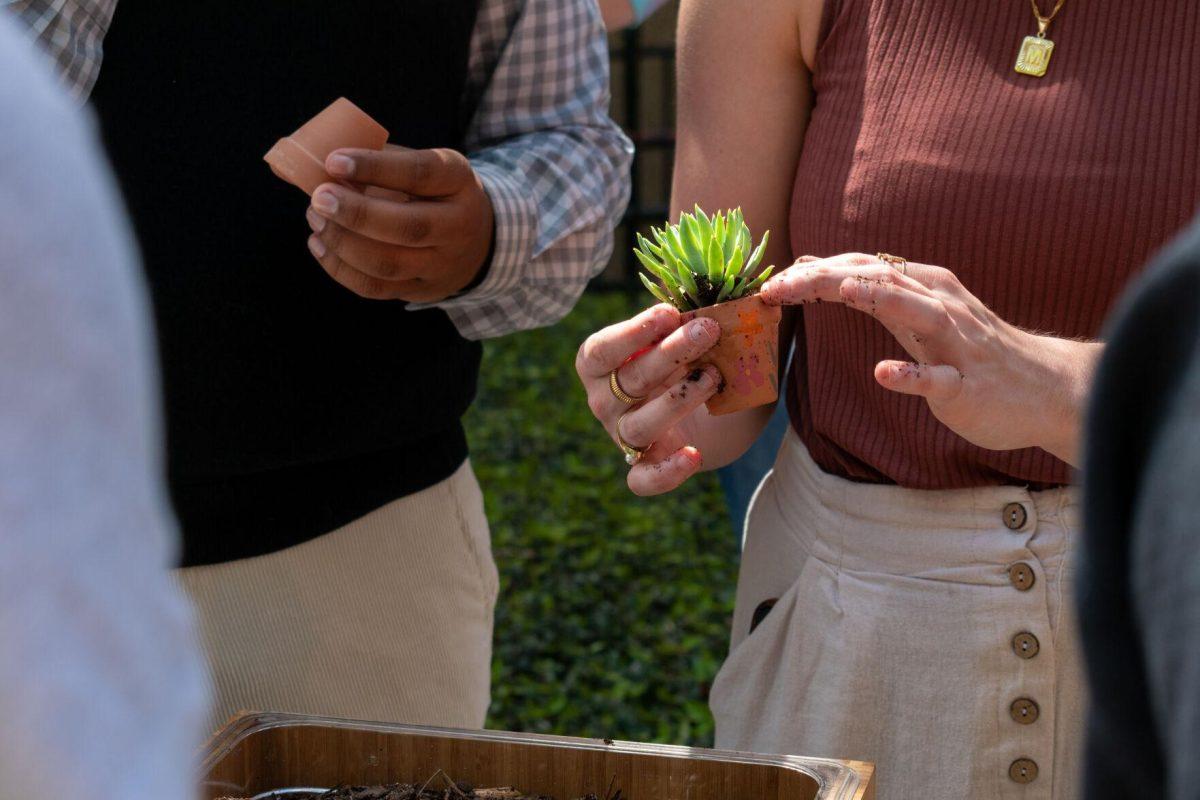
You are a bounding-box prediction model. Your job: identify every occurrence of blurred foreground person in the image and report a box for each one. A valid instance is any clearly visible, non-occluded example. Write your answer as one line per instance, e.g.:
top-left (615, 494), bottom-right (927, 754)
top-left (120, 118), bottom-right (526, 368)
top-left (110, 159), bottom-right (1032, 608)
top-left (7, 0), bottom-right (631, 730)
top-left (1080, 215), bottom-right (1200, 799)
top-left (0, 15), bottom-right (208, 800)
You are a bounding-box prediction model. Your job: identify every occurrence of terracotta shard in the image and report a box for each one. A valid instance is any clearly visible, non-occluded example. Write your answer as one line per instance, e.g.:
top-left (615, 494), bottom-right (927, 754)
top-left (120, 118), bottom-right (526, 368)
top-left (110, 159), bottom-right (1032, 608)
top-left (682, 293), bottom-right (782, 416)
top-left (264, 97), bottom-right (389, 196)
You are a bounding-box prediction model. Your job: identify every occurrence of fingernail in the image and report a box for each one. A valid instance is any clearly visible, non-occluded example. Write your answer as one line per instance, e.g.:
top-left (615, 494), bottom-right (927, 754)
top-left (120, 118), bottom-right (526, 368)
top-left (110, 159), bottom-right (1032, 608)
top-left (312, 190), bottom-right (338, 215)
top-left (688, 319), bottom-right (718, 343)
top-left (327, 154), bottom-right (355, 178)
top-left (686, 365), bottom-right (720, 387)
top-left (307, 235), bottom-right (326, 258)
top-left (306, 208), bottom-right (326, 233)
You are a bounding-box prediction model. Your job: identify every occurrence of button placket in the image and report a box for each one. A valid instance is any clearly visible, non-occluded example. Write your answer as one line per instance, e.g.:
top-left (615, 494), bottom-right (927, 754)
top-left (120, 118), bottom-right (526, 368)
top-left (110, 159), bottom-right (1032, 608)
top-left (1010, 697), bottom-right (1040, 724)
top-left (1003, 502), bottom-right (1029, 532)
top-left (1008, 561), bottom-right (1036, 591)
top-left (1009, 758), bottom-right (1039, 784)
top-left (1000, 498), bottom-right (1054, 796)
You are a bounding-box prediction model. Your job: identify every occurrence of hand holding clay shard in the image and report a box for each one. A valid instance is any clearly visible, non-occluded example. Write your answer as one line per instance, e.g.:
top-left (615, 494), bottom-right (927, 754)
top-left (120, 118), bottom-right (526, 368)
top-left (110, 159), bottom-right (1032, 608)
top-left (265, 98), bottom-right (389, 196)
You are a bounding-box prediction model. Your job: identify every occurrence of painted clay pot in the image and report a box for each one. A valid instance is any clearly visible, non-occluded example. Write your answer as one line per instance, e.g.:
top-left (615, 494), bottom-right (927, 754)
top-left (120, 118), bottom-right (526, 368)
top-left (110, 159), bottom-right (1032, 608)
top-left (682, 293), bottom-right (782, 416)
top-left (264, 98), bottom-right (389, 196)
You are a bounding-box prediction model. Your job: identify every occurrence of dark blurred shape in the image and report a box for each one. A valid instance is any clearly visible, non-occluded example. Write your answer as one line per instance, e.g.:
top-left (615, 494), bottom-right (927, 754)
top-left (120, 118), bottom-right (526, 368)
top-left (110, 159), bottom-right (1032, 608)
top-left (1080, 214), bottom-right (1200, 799)
top-left (600, 1), bottom-right (677, 290)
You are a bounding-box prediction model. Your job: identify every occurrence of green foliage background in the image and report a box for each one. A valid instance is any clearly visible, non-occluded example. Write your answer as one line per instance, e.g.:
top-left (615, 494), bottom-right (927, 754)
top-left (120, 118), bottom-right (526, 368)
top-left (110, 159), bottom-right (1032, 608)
top-left (464, 291), bottom-right (738, 747)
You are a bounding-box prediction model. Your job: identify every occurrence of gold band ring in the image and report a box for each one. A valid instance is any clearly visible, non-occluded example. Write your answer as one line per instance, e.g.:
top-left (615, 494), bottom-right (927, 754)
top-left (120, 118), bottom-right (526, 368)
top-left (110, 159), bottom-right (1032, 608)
top-left (877, 252), bottom-right (908, 276)
top-left (616, 411), bottom-right (649, 466)
top-left (609, 368), bottom-right (645, 406)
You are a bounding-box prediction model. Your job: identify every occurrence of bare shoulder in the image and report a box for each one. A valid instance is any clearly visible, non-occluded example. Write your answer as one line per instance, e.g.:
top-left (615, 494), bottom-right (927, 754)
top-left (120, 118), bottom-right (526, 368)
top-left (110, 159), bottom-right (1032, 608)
top-left (678, 0), bottom-right (824, 72)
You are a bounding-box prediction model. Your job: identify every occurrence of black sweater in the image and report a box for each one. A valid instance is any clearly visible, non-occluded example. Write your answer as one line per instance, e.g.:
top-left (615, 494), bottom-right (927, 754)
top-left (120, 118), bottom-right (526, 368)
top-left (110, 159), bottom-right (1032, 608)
top-left (90, 0), bottom-right (483, 565)
top-left (1080, 214), bottom-right (1200, 799)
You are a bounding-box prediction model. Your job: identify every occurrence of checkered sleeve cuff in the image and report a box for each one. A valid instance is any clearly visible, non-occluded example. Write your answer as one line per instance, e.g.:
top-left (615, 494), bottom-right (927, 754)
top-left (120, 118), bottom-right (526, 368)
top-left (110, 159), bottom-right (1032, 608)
top-left (448, 158), bottom-right (538, 307)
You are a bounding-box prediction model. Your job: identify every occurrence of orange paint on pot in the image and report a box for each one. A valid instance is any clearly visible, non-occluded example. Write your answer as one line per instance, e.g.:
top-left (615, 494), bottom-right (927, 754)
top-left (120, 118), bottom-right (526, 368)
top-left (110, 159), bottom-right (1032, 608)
top-left (682, 294), bottom-right (782, 416)
top-left (264, 98), bottom-right (389, 196)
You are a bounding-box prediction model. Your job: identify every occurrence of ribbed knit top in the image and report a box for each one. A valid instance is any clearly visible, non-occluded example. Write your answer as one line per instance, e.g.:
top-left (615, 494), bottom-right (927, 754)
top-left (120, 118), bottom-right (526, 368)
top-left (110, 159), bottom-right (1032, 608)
top-left (788, 0), bottom-right (1200, 489)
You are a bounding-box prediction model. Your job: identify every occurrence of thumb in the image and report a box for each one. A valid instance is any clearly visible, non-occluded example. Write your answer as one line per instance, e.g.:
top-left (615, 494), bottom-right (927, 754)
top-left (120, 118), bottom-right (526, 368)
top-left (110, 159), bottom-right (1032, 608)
top-left (326, 147), bottom-right (471, 197)
top-left (875, 360), bottom-right (964, 402)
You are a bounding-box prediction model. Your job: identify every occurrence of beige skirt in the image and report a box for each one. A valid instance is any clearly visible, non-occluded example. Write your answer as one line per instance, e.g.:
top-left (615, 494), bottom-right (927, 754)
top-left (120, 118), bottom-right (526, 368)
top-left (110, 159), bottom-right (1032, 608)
top-left (711, 431), bottom-right (1085, 800)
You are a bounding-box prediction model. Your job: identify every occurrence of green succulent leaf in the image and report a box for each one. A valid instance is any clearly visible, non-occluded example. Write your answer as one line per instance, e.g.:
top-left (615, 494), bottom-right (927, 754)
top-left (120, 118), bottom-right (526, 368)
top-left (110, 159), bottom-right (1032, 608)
top-left (654, 267), bottom-right (685, 304)
top-left (705, 236), bottom-right (724, 283)
top-left (658, 245), bottom-right (685, 278)
top-left (639, 272), bottom-right (676, 307)
top-left (721, 214), bottom-right (737, 261)
top-left (633, 247), bottom-right (669, 279)
top-left (743, 230), bottom-right (771, 275)
top-left (727, 244), bottom-right (745, 277)
top-left (735, 211), bottom-right (752, 256)
top-left (716, 272), bottom-right (737, 303)
top-left (679, 216), bottom-right (707, 273)
top-left (636, 232), bottom-right (665, 261)
top-left (674, 261), bottom-right (700, 299)
top-left (741, 264), bottom-right (776, 294)
top-left (636, 205), bottom-right (772, 309)
top-left (693, 205), bottom-right (714, 243)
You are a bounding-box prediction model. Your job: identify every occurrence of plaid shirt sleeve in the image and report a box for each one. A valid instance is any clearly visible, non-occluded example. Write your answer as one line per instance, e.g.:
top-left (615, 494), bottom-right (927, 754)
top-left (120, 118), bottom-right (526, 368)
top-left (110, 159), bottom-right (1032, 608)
top-left (415, 0), bottom-right (634, 341)
top-left (1, 0), bottom-right (115, 101)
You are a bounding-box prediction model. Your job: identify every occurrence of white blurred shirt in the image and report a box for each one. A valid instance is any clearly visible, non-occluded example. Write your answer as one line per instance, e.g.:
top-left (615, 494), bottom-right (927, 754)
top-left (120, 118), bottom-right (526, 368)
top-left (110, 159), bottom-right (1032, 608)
top-left (0, 15), bottom-right (209, 800)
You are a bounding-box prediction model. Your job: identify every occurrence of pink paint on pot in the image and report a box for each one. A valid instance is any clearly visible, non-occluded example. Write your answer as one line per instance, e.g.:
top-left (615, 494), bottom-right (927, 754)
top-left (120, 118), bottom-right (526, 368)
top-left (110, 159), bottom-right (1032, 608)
top-left (264, 98), bottom-right (389, 196)
top-left (682, 293), bottom-right (782, 416)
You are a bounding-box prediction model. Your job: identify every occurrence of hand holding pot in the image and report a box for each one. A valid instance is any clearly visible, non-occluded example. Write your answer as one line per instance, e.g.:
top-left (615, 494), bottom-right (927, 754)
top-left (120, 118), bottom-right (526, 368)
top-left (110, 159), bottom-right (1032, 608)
top-left (760, 253), bottom-right (1101, 464)
top-left (306, 147), bottom-right (495, 303)
top-left (577, 305), bottom-right (724, 496)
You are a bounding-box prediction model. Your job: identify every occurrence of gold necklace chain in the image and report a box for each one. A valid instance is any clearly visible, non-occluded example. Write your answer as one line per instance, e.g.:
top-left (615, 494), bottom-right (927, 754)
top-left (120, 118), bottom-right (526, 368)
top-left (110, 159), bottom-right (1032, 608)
top-left (1030, 0), bottom-right (1068, 36)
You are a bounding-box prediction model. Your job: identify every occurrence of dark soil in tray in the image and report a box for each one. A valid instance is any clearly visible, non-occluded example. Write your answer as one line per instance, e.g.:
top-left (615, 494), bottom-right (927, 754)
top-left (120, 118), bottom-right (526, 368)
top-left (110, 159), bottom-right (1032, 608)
top-left (252, 773), bottom-right (622, 800)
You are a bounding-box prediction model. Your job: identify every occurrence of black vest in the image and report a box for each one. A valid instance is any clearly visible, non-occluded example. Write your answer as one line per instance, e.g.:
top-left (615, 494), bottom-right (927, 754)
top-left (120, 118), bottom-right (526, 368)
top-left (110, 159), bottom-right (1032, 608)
top-left (91, 1), bottom-right (484, 565)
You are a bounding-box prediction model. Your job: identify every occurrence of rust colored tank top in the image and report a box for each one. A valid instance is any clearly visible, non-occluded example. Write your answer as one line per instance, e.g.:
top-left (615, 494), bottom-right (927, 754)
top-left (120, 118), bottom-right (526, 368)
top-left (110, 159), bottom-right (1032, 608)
top-left (788, 0), bottom-right (1200, 489)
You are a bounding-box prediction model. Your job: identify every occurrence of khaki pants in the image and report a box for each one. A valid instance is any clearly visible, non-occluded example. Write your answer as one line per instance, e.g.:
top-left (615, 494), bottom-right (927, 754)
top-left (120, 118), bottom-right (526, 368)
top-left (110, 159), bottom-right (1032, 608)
top-left (711, 432), bottom-right (1085, 800)
top-left (178, 461), bottom-right (498, 733)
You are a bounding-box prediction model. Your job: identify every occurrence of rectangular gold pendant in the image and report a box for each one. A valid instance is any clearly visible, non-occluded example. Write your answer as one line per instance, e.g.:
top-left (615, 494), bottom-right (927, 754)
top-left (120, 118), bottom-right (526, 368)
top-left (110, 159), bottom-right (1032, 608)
top-left (1015, 35), bottom-right (1055, 77)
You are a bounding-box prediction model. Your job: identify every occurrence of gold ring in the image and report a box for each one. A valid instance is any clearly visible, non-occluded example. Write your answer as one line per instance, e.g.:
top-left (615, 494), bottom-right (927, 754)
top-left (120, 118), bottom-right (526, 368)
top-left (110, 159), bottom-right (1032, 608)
top-left (877, 252), bottom-right (908, 275)
top-left (616, 411), bottom-right (649, 466)
top-left (609, 369), bottom-right (645, 405)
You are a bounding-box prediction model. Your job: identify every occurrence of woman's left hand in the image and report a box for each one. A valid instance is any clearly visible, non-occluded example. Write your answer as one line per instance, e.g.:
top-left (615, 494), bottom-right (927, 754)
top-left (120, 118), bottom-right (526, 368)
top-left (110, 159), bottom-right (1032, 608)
top-left (760, 253), bottom-right (1103, 465)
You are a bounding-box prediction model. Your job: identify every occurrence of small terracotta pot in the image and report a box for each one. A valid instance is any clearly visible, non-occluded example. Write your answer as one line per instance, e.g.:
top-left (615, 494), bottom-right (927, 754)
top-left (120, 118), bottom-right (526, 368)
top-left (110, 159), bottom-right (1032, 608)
top-left (682, 293), bottom-right (782, 416)
top-left (264, 98), bottom-right (389, 196)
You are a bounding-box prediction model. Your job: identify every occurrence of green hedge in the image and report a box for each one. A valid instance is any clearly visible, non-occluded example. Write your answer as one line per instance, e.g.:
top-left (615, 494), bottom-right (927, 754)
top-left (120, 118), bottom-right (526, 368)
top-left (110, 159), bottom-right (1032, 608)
top-left (465, 291), bottom-right (737, 747)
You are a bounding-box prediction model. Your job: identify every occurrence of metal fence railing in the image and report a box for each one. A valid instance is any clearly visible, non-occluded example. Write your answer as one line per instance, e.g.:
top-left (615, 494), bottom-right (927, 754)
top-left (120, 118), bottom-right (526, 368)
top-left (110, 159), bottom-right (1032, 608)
top-left (597, 6), bottom-right (679, 291)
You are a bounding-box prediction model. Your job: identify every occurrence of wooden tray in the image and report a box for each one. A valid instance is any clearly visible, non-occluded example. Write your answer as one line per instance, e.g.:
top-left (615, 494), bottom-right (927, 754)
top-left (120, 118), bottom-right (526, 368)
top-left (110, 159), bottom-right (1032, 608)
top-left (201, 713), bottom-right (874, 800)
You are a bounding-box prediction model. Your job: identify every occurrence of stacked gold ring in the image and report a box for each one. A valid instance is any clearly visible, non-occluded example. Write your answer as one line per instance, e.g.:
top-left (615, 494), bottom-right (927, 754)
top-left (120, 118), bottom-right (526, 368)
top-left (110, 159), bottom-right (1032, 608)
top-left (609, 368), bottom-right (645, 405)
top-left (610, 369), bottom-right (648, 465)
top-left (877, 252), bottom-right (908, 275)
top-left (616, 412), bottom-right (647, 466)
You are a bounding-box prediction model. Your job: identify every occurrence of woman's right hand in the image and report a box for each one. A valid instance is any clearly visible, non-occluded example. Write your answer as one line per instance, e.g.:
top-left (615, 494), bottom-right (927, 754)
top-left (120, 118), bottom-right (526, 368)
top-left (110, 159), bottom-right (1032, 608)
top-left (576, 304), bottom-right (723, 496)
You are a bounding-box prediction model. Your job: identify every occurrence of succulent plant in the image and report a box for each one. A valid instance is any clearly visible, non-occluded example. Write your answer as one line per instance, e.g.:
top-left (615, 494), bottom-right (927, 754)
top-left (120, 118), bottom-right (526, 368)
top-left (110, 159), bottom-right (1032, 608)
top-left (634, 206), bottom-right (774, 311)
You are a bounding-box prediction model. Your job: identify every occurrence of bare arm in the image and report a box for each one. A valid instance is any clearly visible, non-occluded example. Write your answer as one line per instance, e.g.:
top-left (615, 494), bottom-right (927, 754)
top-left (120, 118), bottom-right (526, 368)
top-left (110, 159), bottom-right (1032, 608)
top-left (667, 0), bottom-right (817, 469)
top-left (576, 0), bottom-right (821, 496)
